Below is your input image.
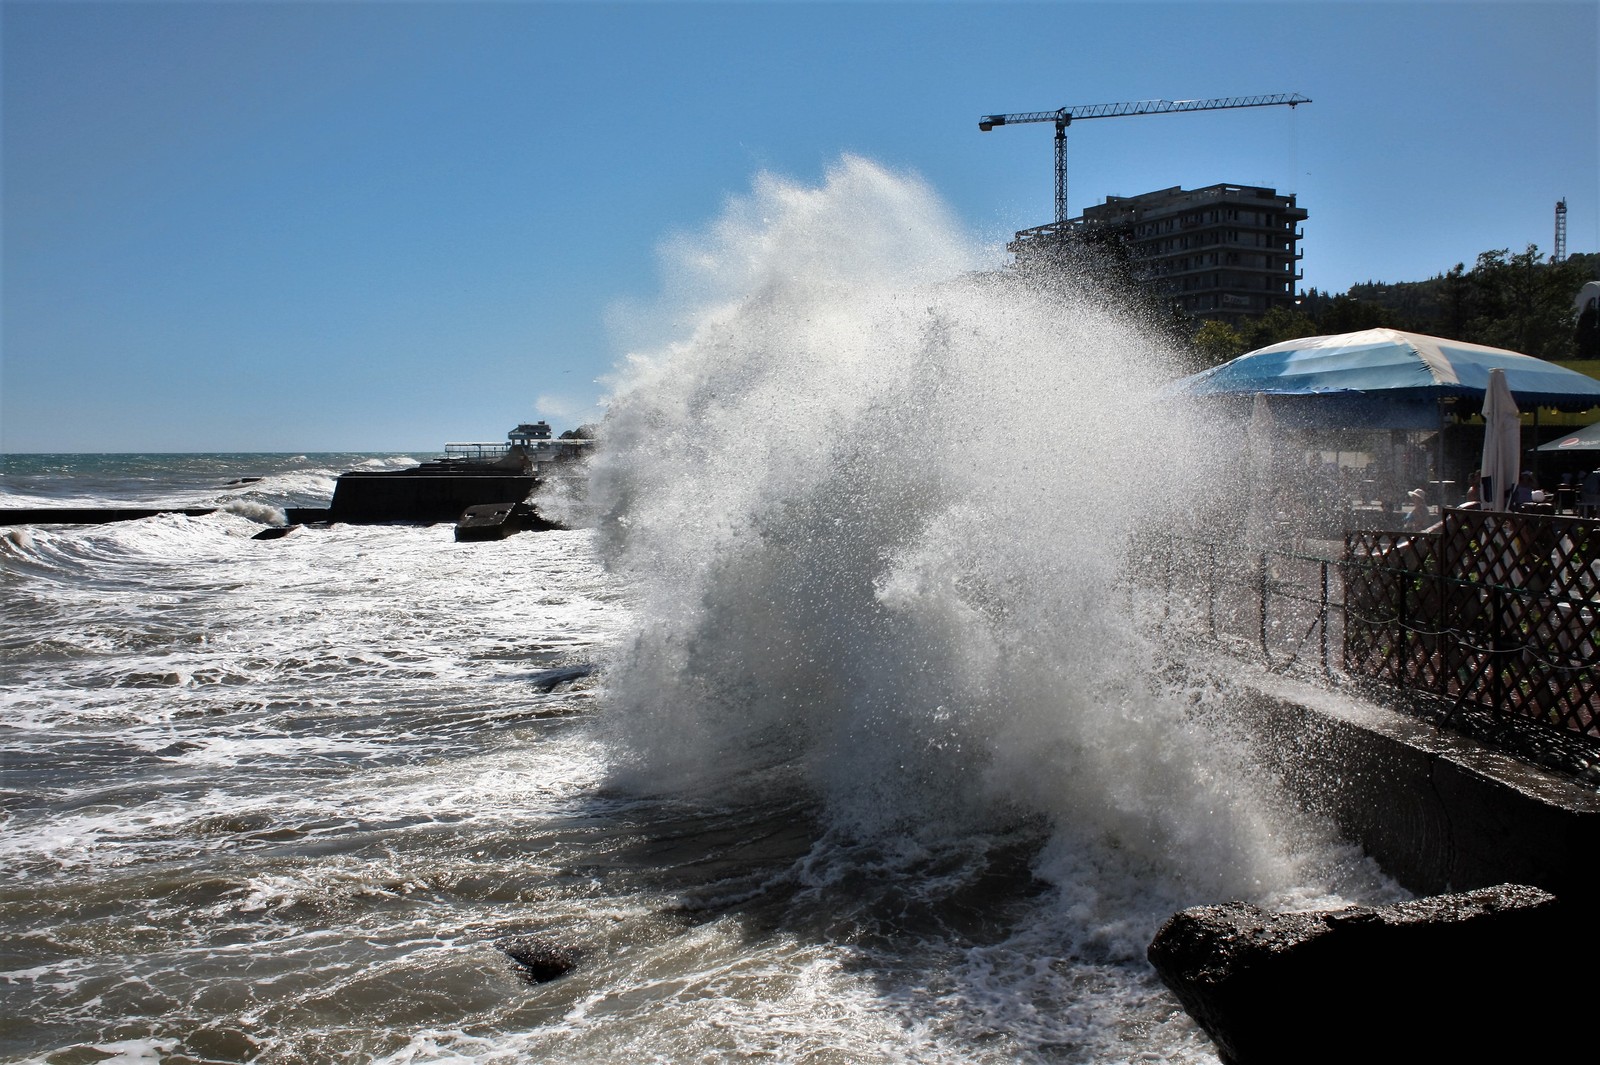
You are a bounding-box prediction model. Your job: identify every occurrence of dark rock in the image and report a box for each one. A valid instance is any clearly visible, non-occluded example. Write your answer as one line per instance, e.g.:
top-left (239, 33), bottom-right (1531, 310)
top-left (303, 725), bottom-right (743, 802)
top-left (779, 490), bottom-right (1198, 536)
top-left (494, 935), bottom-right (579, 983)
top-left (1147, 884), bottom-right (1589, 1064)
top-left (251, 525), bottom-right (296, 540)
top-left (527, 663), bottom-right (596, 692)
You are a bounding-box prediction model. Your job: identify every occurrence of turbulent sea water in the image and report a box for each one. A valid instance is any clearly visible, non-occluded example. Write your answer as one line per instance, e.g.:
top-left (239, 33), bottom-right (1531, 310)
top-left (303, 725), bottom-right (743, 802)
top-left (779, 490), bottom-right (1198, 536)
top-left (4, 160), bottom-right (1403, 1063)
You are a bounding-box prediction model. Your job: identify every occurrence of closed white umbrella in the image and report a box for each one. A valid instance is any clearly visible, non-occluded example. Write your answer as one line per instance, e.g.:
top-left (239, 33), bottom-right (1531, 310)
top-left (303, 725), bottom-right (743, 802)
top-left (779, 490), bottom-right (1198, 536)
top-left (1244, 392), bottom-right (1277, 546)
top-left (1480, 368), bottom-right (1520, 511)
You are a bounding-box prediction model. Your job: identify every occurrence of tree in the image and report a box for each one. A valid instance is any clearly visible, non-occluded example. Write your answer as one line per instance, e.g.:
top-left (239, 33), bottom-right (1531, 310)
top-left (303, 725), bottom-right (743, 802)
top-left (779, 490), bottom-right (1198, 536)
top-left (1240, 305), bottom-right (1315, 350)
top-left (1184, 244), bottom-right (1598, 369)
top-left (1192, 319), bottom-right (1248, 366)
top-left (1441, 262), bottom-right (1470, 338)
top-left (1315, 294), bottom-right (1396, 335)
top-left (1578, 304), bottom-right (1600, 360)
top-left (1466, 245), bottom-right (1580, 359)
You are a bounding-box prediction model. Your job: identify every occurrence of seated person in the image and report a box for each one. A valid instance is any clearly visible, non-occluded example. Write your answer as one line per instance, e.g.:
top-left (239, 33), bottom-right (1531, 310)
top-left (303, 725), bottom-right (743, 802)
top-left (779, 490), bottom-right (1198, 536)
top-left (1509, 470), bottom-right (1544, 510)
top-left (1402, 488), bottom-right (1431, 530)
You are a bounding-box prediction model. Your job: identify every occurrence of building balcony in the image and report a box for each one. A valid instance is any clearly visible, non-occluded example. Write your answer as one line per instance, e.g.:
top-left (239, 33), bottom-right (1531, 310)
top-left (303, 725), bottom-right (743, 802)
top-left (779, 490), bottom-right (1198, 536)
top-left (1152, 260), bottom-right (1299, 280)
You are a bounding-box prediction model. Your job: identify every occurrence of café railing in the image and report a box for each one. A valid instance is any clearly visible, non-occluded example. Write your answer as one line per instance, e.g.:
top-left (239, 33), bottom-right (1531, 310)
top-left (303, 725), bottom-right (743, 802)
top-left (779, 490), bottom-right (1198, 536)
top-left (1133, 507), bottom-right (1600, 755)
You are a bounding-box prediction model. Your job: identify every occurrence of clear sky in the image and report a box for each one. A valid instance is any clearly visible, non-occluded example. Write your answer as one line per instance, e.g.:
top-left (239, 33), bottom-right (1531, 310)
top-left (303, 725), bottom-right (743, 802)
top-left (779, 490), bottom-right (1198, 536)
top-left (3, 0), bottom-right (1595, 453)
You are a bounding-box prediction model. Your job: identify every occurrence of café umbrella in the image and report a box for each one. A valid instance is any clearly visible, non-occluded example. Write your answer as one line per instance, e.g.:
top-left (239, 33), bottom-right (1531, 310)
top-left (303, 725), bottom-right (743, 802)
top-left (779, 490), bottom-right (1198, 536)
top-left (1480, 368), bottom-right (1520, 511)
top-left (1168, 328), bottom-right (1600, 429)
top-left (1536, 421), bottom-right (1600, 452)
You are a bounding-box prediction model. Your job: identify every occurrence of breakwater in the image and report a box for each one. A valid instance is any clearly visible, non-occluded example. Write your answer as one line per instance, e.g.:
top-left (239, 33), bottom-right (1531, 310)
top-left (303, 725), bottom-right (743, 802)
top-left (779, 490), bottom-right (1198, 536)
top-left (0, 506), bottom-right (218, 525)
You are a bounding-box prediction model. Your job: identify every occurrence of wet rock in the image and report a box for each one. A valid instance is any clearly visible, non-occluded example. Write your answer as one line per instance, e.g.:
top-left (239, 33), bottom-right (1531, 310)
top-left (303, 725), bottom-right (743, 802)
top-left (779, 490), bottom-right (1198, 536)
top-left (182, 1024), bottom-right (261, 1060)
top-left (494, 934), bottom-right (579, 983)
top-left (527, 663), bottom-right (596, 692)
top-left (252, 525), bottom-right (296, 540)
top-left (1147, 884), bottom-right (1587, 1064)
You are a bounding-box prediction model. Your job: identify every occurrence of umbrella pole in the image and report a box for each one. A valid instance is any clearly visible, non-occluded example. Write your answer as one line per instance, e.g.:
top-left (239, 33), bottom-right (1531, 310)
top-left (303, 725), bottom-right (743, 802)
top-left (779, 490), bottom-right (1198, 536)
top-left (1436, 400), bottom-right (1446, 505)
top-left (1532, 407), bottom-right (1541, 486)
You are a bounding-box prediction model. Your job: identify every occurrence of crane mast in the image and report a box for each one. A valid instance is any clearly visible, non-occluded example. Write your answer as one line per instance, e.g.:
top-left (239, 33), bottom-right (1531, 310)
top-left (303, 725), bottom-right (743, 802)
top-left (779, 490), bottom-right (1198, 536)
top-left (978, 93), bottom-right (1311, 224)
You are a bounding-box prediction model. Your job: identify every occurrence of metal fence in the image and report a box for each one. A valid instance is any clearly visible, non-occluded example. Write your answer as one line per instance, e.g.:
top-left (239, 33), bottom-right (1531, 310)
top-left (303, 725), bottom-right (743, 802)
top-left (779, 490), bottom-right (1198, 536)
top-left (1136, 507), bottom-right (1600, 754)
top-left (1135, 533), bottom-right (1343, 680)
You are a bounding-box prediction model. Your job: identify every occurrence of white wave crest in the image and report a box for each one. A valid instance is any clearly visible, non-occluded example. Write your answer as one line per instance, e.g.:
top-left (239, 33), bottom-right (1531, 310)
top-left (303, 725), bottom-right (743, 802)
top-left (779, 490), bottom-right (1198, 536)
top-left (221, 500), bottom-right (287, 526)
top-left (590, 156), bottom-right (1376, 916)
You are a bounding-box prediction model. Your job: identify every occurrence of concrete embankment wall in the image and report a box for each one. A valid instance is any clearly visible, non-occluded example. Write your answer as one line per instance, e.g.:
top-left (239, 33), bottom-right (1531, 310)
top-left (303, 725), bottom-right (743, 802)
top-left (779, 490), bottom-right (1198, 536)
top-left (1233, 672), bottom-right (1600, 899)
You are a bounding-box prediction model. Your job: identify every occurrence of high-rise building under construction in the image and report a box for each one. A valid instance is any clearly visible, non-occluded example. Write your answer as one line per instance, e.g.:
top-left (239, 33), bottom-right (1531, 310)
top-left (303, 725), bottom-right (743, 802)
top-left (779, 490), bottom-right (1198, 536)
top-left (1010, 183), bottom-right (1306, 326)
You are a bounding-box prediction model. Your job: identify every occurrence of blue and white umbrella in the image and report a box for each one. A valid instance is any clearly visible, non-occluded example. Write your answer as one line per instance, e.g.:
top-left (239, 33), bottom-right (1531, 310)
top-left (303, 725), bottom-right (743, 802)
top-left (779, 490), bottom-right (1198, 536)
top-left (1170, 328), bottom-right (1600, 428)
top-left (1536, 421), bottom-right (1600, 452)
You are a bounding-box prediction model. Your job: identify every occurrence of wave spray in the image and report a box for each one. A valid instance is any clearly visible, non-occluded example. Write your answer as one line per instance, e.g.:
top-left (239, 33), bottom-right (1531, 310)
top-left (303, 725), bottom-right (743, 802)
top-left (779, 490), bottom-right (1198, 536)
top-left (586, 158), bottom-right (1387, 965)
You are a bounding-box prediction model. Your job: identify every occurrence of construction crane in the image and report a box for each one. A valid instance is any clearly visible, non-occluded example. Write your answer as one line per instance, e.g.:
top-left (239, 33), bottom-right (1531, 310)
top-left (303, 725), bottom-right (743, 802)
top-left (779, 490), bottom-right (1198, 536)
top-left (978, 93), bottom-right (1311, 224)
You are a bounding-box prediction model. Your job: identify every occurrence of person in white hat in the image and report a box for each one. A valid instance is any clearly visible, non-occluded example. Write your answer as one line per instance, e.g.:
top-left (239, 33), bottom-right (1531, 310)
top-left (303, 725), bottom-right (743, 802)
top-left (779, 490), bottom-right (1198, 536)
top-left (1403, 487), bottom-right (1431, 531)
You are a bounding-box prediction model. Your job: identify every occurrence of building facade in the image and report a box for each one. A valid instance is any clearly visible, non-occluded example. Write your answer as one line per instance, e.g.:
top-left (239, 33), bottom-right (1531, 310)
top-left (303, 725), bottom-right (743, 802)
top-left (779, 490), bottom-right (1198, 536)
top-left (1010, 183), bottom-right (1306, 325)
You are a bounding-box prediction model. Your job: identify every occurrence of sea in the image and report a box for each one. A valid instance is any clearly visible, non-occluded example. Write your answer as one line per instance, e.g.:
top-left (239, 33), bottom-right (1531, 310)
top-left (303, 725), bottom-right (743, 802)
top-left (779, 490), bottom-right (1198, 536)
top-left (2, 159), bottom-right (1405, 1063)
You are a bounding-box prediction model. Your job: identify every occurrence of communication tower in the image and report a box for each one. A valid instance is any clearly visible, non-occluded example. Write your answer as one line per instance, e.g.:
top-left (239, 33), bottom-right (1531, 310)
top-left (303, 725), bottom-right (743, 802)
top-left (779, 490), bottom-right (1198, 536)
top-left (1554, 199), bottom-right (1568, 263)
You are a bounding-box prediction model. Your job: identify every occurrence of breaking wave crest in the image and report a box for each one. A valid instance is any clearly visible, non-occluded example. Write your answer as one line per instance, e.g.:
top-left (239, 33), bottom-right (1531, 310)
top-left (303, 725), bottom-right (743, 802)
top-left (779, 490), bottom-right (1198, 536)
top-left (588, 156), bottom-right (1380, 928)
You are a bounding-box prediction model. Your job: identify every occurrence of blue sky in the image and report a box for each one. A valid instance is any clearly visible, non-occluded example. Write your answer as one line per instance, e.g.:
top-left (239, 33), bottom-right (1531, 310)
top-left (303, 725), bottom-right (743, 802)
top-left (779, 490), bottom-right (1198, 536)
top-left (3, 1), bottom-right (1595, 453)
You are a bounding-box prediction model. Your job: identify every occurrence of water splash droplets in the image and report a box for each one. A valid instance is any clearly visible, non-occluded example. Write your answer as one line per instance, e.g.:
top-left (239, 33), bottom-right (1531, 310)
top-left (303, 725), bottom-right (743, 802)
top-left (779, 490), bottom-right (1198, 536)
top-left (591, 156), bottom-right (1378, 918)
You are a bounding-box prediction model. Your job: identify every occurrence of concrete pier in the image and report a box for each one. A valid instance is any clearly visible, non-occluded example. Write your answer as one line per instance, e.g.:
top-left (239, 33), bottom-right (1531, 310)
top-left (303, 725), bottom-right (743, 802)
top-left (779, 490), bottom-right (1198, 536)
top-left (326, 471), bottom-right (536, 524)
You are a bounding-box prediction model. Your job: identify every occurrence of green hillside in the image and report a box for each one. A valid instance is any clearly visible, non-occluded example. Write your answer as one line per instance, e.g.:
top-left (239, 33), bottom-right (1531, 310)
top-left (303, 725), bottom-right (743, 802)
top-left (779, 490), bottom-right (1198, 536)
top-left (1189, 248), bottom-right (1600, 371)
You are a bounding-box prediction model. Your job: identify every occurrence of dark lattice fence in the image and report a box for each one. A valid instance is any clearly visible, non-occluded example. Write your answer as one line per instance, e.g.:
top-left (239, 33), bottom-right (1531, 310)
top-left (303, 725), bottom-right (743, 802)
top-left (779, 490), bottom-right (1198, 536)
top-left (1342, 508), bottom-right (1600, 740)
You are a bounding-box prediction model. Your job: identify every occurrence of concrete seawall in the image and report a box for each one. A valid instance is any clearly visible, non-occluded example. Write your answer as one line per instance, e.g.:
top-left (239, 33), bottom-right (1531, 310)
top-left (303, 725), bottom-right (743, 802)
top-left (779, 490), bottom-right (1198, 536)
top-left (1233, 671), bottom-right (1600, 898)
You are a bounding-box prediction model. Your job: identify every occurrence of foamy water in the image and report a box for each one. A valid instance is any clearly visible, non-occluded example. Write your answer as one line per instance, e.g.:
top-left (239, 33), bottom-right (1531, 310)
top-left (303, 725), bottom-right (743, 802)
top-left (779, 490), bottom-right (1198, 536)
top-left (3, 160), bottom-right (1402, 1064)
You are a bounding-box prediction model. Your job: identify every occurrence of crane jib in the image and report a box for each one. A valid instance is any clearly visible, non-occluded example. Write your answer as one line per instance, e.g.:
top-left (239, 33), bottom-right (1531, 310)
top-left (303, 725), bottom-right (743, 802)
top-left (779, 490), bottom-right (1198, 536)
top-left (975, 93), bottom-right (1311, 131)
top-left (974, 93), bottom-right (1311, 226)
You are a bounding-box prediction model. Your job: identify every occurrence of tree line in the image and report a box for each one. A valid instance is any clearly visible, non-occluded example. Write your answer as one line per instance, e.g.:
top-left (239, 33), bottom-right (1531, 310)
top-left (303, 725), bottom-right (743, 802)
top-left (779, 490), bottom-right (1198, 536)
top-left (1189, 247), bottom-right (1600, 368)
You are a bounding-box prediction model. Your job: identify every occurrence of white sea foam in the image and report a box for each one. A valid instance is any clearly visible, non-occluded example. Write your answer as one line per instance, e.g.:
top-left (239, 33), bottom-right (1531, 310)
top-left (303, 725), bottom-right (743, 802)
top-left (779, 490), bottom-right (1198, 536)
top-left (56, 1039), bottom-right (177, 1064)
